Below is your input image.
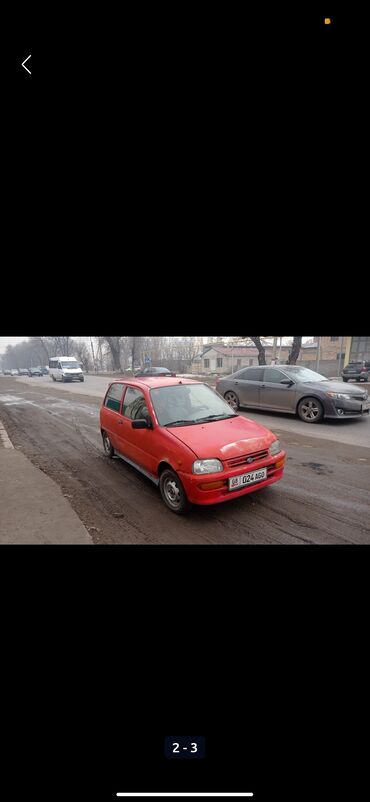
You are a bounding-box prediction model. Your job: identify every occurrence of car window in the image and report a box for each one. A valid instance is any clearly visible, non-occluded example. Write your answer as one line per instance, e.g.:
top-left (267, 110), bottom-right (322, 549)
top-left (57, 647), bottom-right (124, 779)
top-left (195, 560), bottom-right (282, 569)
top-left (122, 386), bottom-right (149, 420)
top-left (263, 368), bottom-right (286, 383)
top-left (104, 383), bottom-right (124, 413)
top-left (238, 368), bottom-right (264, 381)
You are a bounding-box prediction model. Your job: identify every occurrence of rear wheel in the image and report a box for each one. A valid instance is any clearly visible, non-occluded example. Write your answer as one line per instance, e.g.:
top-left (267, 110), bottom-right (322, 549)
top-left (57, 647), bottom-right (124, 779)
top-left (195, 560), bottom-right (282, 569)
top-left (297, 397), bottom-right (324, 423)
top-left (52, 375), bottom-right (56, 381)
top-left (102, 431), bottom-right (114, 458)
top-left (159, 468), bottom-right (191, 514)
top-left (224, 390), bottom-right (240, 411)
top-left (342, 377), bottom-right (348, 382)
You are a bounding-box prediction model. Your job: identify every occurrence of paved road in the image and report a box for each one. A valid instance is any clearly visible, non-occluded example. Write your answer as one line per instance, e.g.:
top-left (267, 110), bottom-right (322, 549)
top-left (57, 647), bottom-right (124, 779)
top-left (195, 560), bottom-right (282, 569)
top-left (1, 377), bottom-right (369, 544)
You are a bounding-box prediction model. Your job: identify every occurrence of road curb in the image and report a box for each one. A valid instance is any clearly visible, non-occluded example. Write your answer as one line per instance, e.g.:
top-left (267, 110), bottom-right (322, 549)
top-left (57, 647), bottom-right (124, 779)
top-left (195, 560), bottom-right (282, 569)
top-left (0, 418), bottom-right (14, 449)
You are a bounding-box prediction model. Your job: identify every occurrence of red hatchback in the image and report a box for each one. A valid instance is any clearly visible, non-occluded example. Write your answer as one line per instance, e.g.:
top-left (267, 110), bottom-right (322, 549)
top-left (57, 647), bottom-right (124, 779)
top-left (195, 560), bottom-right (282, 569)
top-left (100, 378), bottom-right (286, 514)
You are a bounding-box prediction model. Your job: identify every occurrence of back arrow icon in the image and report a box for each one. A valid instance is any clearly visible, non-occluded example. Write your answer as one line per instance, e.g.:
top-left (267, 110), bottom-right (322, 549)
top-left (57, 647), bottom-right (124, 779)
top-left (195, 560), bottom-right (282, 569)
top-left (22, 54), bottom-right (31, 75)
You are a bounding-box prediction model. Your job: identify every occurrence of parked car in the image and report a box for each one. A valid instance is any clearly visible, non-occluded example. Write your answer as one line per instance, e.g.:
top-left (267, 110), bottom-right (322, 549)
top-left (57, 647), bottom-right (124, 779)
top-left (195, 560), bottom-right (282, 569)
top-left (10, 369), bottom-right (19, 376)
top-left (216, 365), bottom-right (370, 423)
top-left (29, 367), bottom-right (43, 377)
top-left (40, 366), bottom-right (49, 375)
top-left (3, 369), bottom-right (12, 376)
top-left (99, 377), bottom-right (286, 514)
top-left (342, 361), bottom-right (370, 383)
top-left (134, 367), bottom-right (176, 377)
top-left (18, 368), bottom-right (31, 376)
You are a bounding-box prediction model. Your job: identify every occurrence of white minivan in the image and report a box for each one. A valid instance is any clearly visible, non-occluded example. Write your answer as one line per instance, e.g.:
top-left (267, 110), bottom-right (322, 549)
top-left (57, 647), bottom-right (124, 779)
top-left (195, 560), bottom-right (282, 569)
top-left (49, 356), bottom-right (84, 382)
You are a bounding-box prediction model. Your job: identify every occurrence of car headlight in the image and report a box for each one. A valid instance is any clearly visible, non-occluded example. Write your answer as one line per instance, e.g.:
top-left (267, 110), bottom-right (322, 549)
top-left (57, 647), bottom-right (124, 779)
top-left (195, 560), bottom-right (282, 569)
top-left (269, 440), bottom-right (281, 457)
top-left (192, 459), bottom-right (223, 474)
top-left (326, 392), bottom-right (351, 400)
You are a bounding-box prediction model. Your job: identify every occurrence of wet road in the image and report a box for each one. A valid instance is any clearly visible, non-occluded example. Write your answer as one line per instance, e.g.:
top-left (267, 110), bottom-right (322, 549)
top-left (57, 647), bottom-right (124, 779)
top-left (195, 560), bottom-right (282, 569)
top-left (1, 378), bottom-right (369, 544)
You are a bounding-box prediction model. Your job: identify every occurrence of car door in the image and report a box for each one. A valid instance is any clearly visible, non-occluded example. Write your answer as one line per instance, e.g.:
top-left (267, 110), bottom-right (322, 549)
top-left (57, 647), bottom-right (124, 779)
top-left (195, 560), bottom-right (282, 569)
top-left (259, 367), bottom-right (296, 412)
top-left (101, 382), bottom-right (126, 449)
top-left (232, 367), bottom-right (264, 408)
top-left (116, 385), bottom-right (158, 477)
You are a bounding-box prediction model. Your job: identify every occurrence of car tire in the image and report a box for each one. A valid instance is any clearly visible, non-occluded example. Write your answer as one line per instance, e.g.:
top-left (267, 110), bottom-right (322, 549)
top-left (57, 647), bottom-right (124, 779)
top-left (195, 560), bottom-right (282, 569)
top-left (80, 377), bottom-right (84, 382)
top-left (297, 396), bottom-right (324, 424)
top-left (52, 375), bottom-right (56, 381)
top-left (224, 390), bottom-right (240, 411)
top-left (159, 468), bottom-right (192, 514)
top-left (102, 431), bottom-right (114, 458)
top-left (342, 377), bottom-right (348, 382)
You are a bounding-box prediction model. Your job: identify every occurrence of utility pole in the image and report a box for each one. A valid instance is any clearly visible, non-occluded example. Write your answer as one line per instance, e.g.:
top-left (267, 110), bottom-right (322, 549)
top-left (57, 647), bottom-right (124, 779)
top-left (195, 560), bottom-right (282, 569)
top-left (315, 336), bottom-right (321, 373)
top-left (338, 335), bottom-right (344, 377)
top-left (278, 336), bottom-right (282, 363)
top-left (272, 336), bottom-right (278, 365)
top-left (90, 337), bottom-right (96, 373)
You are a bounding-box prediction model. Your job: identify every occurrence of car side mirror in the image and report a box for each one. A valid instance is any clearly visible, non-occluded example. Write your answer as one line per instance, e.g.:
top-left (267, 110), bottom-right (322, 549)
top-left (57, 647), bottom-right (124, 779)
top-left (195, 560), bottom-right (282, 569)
top-left (132, 418), bottom-right (152, 429)
top-left (280, 379), bottom-right (294, 386)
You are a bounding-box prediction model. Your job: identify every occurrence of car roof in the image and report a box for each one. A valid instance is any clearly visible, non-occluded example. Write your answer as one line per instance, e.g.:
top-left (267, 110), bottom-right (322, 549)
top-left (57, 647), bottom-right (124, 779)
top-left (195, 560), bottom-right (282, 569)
top-left (108, 377), bottom-right (200, 390)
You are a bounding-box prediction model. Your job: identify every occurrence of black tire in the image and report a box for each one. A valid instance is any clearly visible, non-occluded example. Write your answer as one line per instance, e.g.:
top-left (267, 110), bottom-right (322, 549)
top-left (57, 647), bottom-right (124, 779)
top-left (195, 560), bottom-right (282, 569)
top-left (80, 377), bottom-right (84, 382)
top-left (297, 396), bottom-right (324, 424)
top-left (342, 377), bottom-right (348, 382)
top-left (52, 375), bottom-right (56, 381)
top-left (224, 390), bottom-right (240, 411)
top-left (159, 468), bottom-right (191, 514)
top-left (102, 431), bottom-right (114, 458)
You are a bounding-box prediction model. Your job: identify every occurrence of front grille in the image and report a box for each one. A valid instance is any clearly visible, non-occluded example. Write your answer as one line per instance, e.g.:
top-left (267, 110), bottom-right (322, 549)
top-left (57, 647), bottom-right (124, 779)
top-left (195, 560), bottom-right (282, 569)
top-left (225, 449), bottom-right (269, 469)
top-left (352, 394), bottom-right (367, 401)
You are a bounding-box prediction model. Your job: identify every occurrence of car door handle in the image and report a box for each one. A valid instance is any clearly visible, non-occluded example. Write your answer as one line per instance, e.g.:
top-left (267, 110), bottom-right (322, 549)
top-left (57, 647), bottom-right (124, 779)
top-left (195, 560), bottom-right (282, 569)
top-left (261, 384), bottom-right (266, 388)
top-left (234, 381), bottom-right (239, 385)
top-left (117, 420), bottom-right (123, 425)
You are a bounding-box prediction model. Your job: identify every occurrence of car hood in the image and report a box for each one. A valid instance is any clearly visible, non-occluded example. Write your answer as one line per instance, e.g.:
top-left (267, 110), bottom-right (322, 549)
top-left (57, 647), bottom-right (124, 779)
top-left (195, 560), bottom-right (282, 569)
top-left (167, 415), bottom-right (276, 460)
top-left (303, 381), bottom-right (366, 395)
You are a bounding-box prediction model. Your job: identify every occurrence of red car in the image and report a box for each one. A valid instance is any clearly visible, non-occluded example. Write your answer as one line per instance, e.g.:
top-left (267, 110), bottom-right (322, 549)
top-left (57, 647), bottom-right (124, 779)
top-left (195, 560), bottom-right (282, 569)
top-left (100, 377), bottom-right (286, 514)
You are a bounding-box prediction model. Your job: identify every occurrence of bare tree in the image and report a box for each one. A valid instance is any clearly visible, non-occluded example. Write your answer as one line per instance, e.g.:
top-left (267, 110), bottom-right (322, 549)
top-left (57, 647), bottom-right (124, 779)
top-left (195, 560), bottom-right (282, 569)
top-left (72, 341), bottom-right (92, 372)
top-left (248, 337), bottom-right (266, 365)
top-left (287, 336), bottom-right (302, 365)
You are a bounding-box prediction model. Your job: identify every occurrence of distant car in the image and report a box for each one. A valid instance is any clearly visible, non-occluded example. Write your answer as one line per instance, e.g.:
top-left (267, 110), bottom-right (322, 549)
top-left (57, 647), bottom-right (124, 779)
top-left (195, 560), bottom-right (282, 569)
top-left (216, 365), bottom-right (370, 423)
top-left (29, 367), bottom-right (43, 377)
top-left (342, 361), bottom-right (370, 383)
top-left (40, 367), bottom-right (49, 375)
top-left (100, 377), bottom-right (285, 513)
top-left (18, 368), bottom-right (31, 376)
top-left (134, 367), bottom-right (176, 378)
top-left (3, 369), bottom-right (12, 376)
top-left (10, 369), bottom-right (19, 376)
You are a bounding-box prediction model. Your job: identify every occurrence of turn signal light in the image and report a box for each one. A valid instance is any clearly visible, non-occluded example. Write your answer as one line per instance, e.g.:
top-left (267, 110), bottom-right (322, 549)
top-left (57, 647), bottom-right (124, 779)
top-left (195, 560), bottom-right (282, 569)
top-left (275, 457), bottom-right (285, 469)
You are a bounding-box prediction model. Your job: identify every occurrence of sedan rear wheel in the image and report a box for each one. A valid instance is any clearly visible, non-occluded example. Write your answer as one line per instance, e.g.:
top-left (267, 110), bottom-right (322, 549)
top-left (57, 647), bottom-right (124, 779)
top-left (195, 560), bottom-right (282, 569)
top-left (159, 468), bottom-right (191, 514)
top-left (298, 397), bottom-right (324, 423)
top-left (224, 390), bottom-right (240, 411)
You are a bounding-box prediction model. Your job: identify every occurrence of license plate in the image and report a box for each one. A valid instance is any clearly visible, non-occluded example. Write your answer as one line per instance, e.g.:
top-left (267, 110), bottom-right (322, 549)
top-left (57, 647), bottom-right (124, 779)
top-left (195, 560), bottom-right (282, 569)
top-left (362, 402), bottom-right (370, 411)
top-left (229, 467), bottom-right (267, 490)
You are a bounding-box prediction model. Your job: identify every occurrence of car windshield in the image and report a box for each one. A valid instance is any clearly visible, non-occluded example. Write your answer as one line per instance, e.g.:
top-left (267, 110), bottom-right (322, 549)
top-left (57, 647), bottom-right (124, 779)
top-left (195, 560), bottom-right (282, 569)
top-left (60, 362), bottom-right (79, 369)
top-left (281, 367), bottom-right (328, 383)
top-left (150, 383), bottom-right (237, 426)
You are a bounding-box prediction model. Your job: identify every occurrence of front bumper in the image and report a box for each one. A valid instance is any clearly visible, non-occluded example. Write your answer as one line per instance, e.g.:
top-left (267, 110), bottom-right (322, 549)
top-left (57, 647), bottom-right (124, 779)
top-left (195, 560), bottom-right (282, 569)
top-left (325, 397), bottom-right (370, 418)
top-left (179, 451), bottom-right (286, 506)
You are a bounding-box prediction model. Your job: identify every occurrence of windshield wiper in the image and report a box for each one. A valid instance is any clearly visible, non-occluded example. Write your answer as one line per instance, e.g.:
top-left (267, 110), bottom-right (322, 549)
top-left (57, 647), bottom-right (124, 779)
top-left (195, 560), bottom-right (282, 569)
top-left (164, 419), bottom-right (195, 427)
top-left (193, 414), bottom-right (237, 423)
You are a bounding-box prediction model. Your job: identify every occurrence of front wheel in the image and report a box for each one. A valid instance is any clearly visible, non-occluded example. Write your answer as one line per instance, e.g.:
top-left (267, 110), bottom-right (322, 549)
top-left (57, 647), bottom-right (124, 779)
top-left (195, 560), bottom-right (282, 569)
top-left (159, 468), bottom-right (191, 514)
top-left (102, 431), bottom-right (114, 458)
top-left (342, 377), bottom-right (348, 382)
top-left (297, 397), bottom-right (324, 423)
top-left (224, 390), bottom-right (240, 411)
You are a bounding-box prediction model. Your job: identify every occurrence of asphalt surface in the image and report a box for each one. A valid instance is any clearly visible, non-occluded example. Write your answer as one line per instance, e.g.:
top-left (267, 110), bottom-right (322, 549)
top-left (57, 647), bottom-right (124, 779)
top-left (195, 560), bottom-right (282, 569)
top-left (1, 376), bottom-right (369, 544)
